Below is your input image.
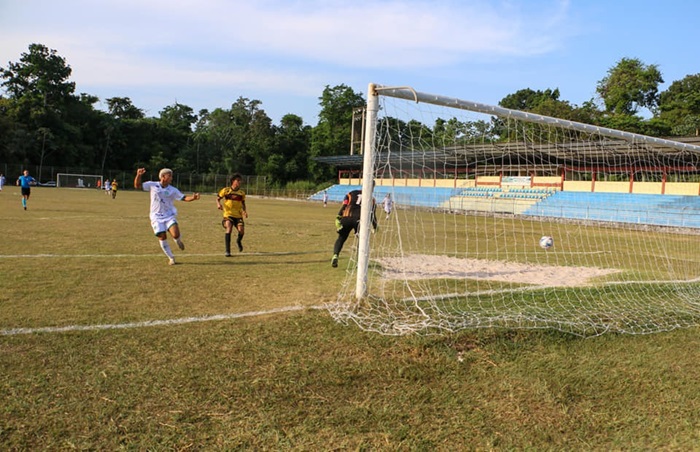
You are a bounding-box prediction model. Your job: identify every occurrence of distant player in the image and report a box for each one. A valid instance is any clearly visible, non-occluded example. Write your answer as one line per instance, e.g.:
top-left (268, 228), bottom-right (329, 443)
top-left (322, 189), bottom-right (328, 207)
top-left (216, 173), bottom-right (248, 257)
top-left (332, 187), bottom-right (377, 268)
top-left (0, 173), bottom-right (5, 191)
top-left (104, 178), bottom-right (111, 196)
top-left (16, 170), bottom-right (36, 210)
top-left (111, 179), bottom-right (118, 199)
top-left (134, 168), bottom-right (200, 265)
top-left (382, 193), bottom-right (394, 219)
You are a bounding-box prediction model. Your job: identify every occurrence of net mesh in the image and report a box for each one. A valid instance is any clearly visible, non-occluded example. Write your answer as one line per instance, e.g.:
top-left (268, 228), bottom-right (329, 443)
top-left (327, 87), bottom-right (700, 337)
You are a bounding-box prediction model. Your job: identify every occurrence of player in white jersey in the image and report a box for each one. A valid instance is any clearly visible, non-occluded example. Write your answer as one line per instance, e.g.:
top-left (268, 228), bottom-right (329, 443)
top-left (134, 167), bottom-right (201, 265)
top-left (382, 193), bottom-right (393, 219)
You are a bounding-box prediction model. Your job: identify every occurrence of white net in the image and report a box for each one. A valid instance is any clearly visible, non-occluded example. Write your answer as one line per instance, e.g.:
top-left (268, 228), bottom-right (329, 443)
top-left (56, 173), bottom-right (103, 189)
top-left (328, 85), bottom-right (700, 337)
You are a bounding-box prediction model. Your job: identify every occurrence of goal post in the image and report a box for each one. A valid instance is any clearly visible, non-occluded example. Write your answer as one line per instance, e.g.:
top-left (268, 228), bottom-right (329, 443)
top-left (356, 83), bottom-right (380, 299)
top-left (330, 83), bottom-right (700, 337)
top-left (56, 173), bottom-right (104, 189)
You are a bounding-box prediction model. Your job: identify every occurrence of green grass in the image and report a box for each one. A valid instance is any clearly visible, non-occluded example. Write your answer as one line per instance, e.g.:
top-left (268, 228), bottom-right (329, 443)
top-left (2, 186), bottom-right (700, 449)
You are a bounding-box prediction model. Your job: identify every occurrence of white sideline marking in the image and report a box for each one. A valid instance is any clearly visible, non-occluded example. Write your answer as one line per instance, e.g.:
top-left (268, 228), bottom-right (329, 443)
top-left (0, 251), bottom-right (324, 259)
top-left (1, 305), bottom-right (327, 336)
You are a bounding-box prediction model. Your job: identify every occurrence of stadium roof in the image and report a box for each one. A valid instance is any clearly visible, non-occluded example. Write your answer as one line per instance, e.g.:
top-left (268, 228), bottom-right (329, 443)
top-left (315, 137), bottom-right (700, 172)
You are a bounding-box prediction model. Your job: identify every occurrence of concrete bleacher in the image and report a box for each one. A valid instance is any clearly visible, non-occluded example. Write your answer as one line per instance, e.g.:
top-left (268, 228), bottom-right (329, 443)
top-left (447, 187), bottom-right (553, 214)
top-left (310, 185), bottom-right (700, 228)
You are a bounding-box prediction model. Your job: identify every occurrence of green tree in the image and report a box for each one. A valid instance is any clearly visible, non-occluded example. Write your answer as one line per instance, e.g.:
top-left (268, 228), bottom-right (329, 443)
top-left (266, 114), bottom-right (312, 184)
top-left (658, 74), bottom-right (700, 136)
top-left (310, 84), bottom-right (365, 181)
top-left (156, 102), bottom-right (197, 171)
top-left (500, 88), bottom-right (561, 112)
top-left (497, 87), bottom-right (600, 142)
top-left (1, 43), bottom-right (75, 105)
top-left (106, 97), bottom-right (144, 120)
top-left (0, 43), bottom-right (104, 178)
top-left (196, 98), bottom-right (274, 176)
top-left (596, 57), bottom-right (663, 115)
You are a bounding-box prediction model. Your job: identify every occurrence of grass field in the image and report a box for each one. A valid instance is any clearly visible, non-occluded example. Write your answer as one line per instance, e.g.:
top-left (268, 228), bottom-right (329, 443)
top-left (2, 185), bottom-right (700, 449)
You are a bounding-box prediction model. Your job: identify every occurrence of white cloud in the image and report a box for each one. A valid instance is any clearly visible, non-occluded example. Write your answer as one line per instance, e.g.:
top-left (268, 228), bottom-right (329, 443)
top-left (0, 0), bottom-right (577, 120)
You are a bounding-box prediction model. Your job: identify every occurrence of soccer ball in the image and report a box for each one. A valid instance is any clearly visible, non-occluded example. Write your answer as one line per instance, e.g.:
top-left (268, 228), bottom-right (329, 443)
top-left (539, 235), bottom-right (554, 250)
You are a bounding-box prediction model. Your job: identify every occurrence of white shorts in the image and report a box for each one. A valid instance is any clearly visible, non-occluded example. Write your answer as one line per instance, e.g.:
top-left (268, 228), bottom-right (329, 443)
top-left (151, 216), bottom-right (178, 235)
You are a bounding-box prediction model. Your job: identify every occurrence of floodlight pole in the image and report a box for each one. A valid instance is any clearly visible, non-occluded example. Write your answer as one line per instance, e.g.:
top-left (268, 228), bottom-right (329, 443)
top-left (356, 83), bottom-right (379, 300)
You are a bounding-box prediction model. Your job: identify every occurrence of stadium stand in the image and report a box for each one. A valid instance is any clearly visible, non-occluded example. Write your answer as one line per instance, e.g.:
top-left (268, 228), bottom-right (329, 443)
top-left (311, 185), bottom-right (700, 229)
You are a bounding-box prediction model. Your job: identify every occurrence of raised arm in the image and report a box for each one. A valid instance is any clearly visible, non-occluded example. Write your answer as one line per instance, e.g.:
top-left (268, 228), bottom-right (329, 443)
top-left (134, 168), bottom-right (146, 189)
top-left (182, 193), bottom-right (201, 202)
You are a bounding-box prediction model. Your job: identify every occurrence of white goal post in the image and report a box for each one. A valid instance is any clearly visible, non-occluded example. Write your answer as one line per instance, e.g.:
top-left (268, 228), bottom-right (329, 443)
top-left (328, 82), bottom-right (700, 337)
top-left (56, 173), bottom-right (104, 189)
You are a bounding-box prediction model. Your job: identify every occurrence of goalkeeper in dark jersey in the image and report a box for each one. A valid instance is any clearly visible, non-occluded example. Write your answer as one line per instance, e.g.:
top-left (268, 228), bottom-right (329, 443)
top-left (331, 188), bottom-right (377, 268)
top-left (216, 174), bottom-right (248, 257)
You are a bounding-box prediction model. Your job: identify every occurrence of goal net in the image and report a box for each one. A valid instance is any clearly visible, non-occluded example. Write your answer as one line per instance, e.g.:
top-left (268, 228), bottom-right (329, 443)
top-left (327, 84), bottom-right (700, 337)
top-left (56, 173), bottom-right (103, 189)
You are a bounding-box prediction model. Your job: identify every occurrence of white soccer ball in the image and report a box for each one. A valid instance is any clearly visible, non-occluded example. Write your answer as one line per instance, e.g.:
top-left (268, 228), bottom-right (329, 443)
top-left (539, 235), bottom-right (554, 250)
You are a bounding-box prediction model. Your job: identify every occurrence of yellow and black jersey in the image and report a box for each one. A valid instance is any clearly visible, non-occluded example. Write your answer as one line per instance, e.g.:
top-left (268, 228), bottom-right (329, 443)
top-left (218, 187), bottom-right (246, 218)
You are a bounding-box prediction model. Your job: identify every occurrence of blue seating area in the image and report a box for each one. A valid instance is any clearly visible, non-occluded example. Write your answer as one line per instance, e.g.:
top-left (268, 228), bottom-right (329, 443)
top-left (311, 185), bottom-right (700, 229)
top-left (309, 185), bottom-right (358, 204)
top-left (309, 185), bottom-right (459, 208)
top-left (524, 191), bottom-right (700, 228)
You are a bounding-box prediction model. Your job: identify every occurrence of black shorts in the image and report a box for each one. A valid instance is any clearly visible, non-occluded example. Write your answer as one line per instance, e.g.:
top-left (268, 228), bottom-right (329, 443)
top-left (222, 216), bottom-right (244, 228)
top-left (21, 187), bottom-right (31, 196)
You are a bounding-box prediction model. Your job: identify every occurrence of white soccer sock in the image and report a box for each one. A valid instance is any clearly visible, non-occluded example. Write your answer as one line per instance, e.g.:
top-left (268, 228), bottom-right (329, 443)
top-left (159, 240), bottom-right (174, 258)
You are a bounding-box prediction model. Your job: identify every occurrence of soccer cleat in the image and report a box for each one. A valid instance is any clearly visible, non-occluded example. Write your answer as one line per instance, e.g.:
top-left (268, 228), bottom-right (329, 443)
top-left (176, 239), bottom-right (185, 250)
top-left (331, 254), bottom-right (338, 268)
top-left (169, 258), bottom-right (176, 266)
top-left (225, 252), bottom-right (231, 257)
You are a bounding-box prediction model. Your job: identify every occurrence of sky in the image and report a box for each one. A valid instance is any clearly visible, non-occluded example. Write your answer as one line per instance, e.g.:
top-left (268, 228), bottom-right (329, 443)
top-left (1, 0), bottom-right (699, 126)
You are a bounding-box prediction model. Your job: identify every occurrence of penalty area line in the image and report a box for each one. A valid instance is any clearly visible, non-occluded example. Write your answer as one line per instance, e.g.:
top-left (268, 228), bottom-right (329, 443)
top-left (1, 305), bottom-right (327, 336)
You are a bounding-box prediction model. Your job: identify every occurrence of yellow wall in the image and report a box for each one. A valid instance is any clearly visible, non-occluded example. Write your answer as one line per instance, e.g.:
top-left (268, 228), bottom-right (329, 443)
top-left (665, 183), bottom-right (700, 195)
top-left (457, 180), bottom-right (476, 188)
top-left (478, 176), bottom-right (500, 185)
top-left (563, 181), bottom-right (593, 192)
top-left (434, 179), bottom-right (456, 188)
top-left (632, 182), bottom-right (662, 195)
top-left (593, 182), bottom-right (629, 193)
top-left (536, 176), bottom-right (562, 185)
top-left (341, 177), bottom-right (700, 196)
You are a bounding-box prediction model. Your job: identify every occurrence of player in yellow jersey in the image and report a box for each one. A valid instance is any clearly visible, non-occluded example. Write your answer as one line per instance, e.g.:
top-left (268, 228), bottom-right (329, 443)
top-left (216, 173), bottom-right (248, 257)
top-left (111, 179), bottom-right (118, 199)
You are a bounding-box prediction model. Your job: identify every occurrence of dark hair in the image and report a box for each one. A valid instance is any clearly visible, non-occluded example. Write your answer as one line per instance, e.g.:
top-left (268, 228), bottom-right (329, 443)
top-left (230, 173), bottom-right (242, 184)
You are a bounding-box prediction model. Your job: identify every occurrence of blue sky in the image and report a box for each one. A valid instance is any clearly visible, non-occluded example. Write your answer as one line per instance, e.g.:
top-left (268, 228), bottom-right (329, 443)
top-left (1, 0), bottom-right (698, 125)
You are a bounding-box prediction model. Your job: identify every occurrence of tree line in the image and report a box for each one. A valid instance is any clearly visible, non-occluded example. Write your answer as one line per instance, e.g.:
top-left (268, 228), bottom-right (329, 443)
top-left (2, 43), bottom-right (700, 186)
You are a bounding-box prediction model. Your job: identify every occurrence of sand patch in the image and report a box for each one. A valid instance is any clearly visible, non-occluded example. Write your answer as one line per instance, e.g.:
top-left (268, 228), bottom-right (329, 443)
top-left (377, 254), bottom-right (619, 287)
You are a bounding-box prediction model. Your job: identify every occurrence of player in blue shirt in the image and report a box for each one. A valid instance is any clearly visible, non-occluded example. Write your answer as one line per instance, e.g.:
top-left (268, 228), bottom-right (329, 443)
top-left (16, 170), bottom-right (36, 210)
